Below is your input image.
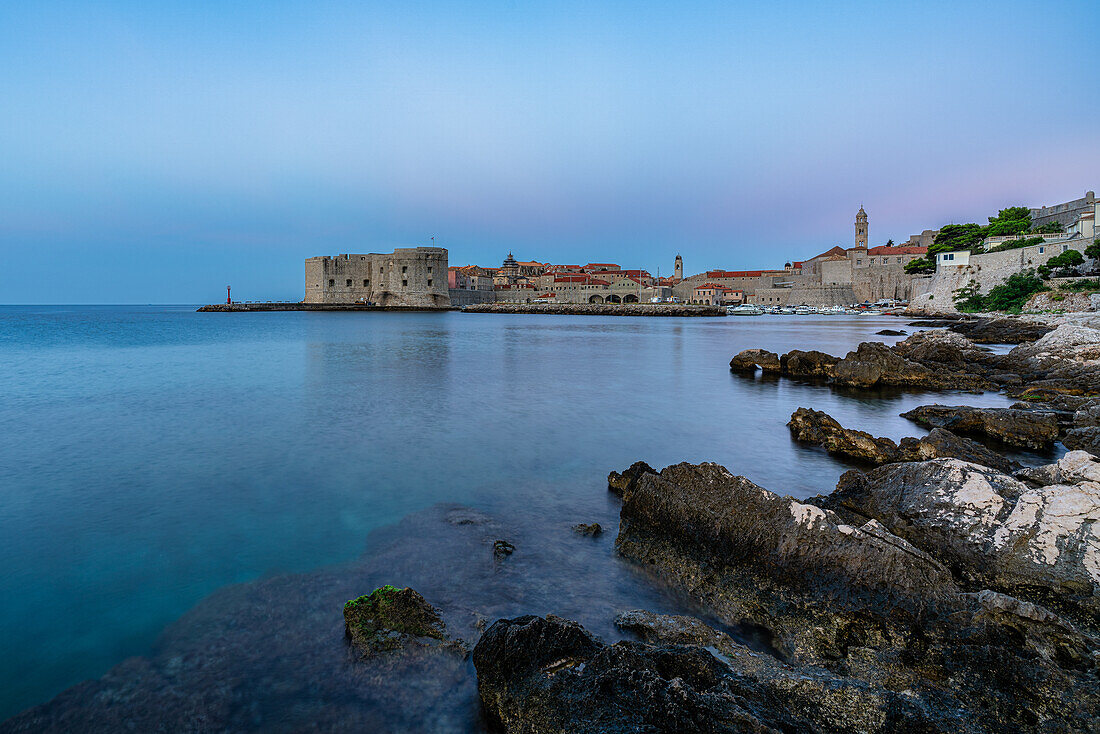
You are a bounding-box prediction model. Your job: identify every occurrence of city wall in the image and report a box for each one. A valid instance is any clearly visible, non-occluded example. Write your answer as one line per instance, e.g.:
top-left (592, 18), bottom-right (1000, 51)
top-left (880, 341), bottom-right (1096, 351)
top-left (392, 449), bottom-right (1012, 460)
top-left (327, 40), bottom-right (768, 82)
top-left (909, 238), bottom-right (1088, 313)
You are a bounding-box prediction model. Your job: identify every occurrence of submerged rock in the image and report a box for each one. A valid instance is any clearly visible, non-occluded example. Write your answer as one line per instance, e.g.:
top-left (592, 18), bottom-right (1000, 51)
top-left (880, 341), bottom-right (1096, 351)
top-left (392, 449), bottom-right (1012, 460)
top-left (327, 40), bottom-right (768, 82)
top-left (728, 348), bottom-right (781, 373)
top-left (493, 540), bottom-right (516, 558)
top-left (474, 612), bottom-right (966, 734)
top-left (571, 522), bottom-right (603, 537)
top-left (875, 329), bottom-right (906, 336)
top-left (343, 585), bottom-right (460, 656)
top-left (900, 404), bottom-right (1059, 449)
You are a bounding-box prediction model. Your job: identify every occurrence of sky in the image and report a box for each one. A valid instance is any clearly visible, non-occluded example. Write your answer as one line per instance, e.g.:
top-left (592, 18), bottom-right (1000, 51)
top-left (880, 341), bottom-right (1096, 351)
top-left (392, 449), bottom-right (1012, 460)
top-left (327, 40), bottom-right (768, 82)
top-left (1, 0), bottom-right (1098, 303)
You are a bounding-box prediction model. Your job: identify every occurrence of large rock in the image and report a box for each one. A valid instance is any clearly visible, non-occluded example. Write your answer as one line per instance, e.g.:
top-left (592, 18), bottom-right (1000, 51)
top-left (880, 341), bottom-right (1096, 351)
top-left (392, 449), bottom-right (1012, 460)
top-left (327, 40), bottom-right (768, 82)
top-left (892, 329), bottom-right (992, 371)
top-left (1003, 323), bottom-right (1100, 370)
top-left (831, 342), bottom-right (991, 391)
top-left (900, 405), bottom-right (1059, 449)
top-left (1064, 427), bottom-right (1100, 457)
top-left (787, 407), bottom-right (899, 463)
top-left (822, 459), bottom-right (1100, 619)
top-left (949, 318), bottom-right (1053, 344)
top-left (779, 349), bottom-right (839, 378)
top-left (897, 427), bottom-right (1020, 474)
top-left (609, 461), bottom-right (1100, 731)
top-left (788, 408), bottom-right (1019, 473)
top-left (472, 612), bottom-right (967, 734)
top-left (614, 461), bottom-right (958, 663)
top-left (728, 348), bottom-right (781, 373)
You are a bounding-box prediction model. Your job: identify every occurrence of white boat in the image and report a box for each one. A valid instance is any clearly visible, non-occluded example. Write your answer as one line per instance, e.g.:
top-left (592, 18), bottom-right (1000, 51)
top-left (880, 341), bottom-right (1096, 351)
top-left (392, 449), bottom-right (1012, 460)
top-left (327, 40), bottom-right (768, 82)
top-left (727, 304), bottom-right (764, 316)
top-left (793, 306), bottom-right (814, 315)
top-left (859, 309), bottom-right (884, 316)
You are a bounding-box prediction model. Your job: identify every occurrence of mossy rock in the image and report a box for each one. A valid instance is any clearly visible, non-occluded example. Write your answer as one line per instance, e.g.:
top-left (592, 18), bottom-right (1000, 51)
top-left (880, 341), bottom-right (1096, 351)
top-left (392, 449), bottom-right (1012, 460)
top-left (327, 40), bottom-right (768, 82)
top-left (343, 585), bottom-right (457, 655)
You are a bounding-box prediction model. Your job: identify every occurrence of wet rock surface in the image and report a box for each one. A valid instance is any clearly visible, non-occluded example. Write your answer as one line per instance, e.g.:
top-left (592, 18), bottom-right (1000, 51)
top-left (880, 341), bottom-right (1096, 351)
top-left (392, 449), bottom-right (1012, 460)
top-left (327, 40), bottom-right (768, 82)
top-left (830, 341), bottom-right (992, 390)
top-left (473, 612), bottom-right (965, 734)
top-left (901, 404), bottom-right (1059, 449)
top-left (606, 460), bottom-right (655, 497)
top-left (571, 522), bottom-right (602, 536)
top-left (605, 460), bottom-right (1100, 733)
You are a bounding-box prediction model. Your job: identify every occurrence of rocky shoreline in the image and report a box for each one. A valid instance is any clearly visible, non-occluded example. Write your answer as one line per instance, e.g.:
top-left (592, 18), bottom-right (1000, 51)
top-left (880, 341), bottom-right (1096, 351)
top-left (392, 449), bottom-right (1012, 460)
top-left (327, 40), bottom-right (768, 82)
top-left (6, 314), bottom-right (1098, 733)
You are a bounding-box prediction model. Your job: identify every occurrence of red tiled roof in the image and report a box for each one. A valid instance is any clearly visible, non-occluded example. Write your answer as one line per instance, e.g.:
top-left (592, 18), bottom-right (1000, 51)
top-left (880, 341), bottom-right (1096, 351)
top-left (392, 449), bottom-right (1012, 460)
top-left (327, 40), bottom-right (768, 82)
top-left (866, 245), bottom-right (928, 255)
top-left (810, 246), bottom-right (848, 261)
top-left (588, 278), bottom-right (610, 286)
top-left (584, 263), bottom-right (620, 269)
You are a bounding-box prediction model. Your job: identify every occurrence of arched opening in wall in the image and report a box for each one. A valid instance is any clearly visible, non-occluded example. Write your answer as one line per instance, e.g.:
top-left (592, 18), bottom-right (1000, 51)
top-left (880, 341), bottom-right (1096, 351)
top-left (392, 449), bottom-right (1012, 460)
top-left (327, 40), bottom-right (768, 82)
top-left (607, 295), bottom-right (622, 304)
top-left (588, 295), bottom-right (604, 303)
top-left (623, 294), bottom-right (639, 303)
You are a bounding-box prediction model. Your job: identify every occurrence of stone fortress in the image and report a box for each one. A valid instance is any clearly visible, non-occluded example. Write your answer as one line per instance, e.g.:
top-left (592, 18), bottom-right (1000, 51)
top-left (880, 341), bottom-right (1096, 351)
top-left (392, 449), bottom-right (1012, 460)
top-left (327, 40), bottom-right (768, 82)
top-left (304, 247), bottom-right (450, 307)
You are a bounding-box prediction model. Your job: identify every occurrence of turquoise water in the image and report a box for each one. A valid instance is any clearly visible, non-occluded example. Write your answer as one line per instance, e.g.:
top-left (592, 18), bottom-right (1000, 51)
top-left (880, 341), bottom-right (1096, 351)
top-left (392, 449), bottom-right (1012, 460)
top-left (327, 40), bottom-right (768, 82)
top-left (0, 306), bottom-right (1025, 721)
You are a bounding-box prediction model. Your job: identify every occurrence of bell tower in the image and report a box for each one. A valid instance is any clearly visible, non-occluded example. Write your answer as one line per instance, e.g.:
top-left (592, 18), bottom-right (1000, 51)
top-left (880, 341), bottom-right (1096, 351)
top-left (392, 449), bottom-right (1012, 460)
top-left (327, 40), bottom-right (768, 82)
top-left (674, 254), bottom-right (683, 280)
top-left (855, 206), bottom-right (868, 249)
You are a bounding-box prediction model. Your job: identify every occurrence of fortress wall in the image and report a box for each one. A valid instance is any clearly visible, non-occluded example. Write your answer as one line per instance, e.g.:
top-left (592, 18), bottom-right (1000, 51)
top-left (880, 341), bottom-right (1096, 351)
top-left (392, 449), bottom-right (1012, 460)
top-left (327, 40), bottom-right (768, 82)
top-left (909, 238), bottom-right (1087, 313)
top-left (304, 247), bottom-right (449, 307)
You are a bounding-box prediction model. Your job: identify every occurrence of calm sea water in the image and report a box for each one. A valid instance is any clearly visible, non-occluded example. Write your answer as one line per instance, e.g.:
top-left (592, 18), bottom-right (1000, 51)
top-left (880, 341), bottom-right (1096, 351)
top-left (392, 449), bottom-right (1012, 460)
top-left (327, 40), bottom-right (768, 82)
top-left (0, 305), bottom-right (1028, 722)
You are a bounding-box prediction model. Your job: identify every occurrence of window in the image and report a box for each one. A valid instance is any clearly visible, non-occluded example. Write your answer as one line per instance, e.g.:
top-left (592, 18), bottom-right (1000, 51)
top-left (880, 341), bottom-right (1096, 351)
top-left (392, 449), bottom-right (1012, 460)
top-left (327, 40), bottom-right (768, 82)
top-left (402, 279), bottom-right (408, 286)
top-left (379, 267), bottom-right (384, 273)
top-left (858, 259), bottom-right (863, 265)
top-left (328, 279), bottom-right (335, 287)
top-left (427, 279), bottom-right (432, 286)
top-left (427, 267), bottom-right (432, 273)
top-left (345, 279), bottom-right (352, 286)
top-left (363, 279), bottom-right (369, 287)
top-left (1038, 247), bottom-right (1045, 254)
top-left (402, 266), bottom-right (408, 273)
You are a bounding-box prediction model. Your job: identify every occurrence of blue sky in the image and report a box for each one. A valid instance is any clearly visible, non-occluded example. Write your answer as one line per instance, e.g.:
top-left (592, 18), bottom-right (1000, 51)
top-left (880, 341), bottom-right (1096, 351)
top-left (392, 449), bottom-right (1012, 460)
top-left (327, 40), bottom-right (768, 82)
top-left (1, 0), bottom-right (1097, 303)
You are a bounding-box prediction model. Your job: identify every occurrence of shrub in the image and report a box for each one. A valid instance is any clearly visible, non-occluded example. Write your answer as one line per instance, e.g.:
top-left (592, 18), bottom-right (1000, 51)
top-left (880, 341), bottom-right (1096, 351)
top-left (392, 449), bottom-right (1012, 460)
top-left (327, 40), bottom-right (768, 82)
top-left (1047, 250), bottom-right (1084, 270)
top-left (1084, 239), bottom-right (1100, 260)
top-left (1059, 278), bottom-right (1100, 292)
top-left (954, 272), bottom-right (1048, 313)
top-left (1033, 221), bottom-right (1064, 234)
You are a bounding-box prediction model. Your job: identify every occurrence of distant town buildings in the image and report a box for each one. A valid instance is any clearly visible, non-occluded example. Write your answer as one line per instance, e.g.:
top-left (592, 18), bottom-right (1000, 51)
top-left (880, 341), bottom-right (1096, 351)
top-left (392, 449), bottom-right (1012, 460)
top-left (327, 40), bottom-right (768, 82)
top-left (303, 190), bottom-right (1097, 311)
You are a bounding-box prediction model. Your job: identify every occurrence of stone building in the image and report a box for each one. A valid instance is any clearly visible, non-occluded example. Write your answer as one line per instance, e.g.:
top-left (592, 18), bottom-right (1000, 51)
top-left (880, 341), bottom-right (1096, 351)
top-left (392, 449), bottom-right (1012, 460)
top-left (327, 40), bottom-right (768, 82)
top-left (1030, 191), bottom-right (1096, 231)
top-left (855, 206), bottom-right (868, 249)
top-left (304, 247), bottom-right (449, 307)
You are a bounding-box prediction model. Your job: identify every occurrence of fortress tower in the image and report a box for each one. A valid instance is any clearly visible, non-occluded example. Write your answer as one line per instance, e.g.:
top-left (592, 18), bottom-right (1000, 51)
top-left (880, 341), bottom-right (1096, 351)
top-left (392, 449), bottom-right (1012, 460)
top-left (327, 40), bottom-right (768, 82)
top-left (674, 254), bottom-right (683, 280)
top-left (855, 206), bottom-right (868, 249)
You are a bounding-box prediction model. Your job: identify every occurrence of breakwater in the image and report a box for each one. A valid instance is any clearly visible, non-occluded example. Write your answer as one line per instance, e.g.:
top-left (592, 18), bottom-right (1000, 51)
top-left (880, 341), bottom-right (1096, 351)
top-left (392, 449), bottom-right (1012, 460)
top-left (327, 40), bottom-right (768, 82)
top-left (462, 303), bottom-right (724, 316)
top-left (197, 302), bottom-right (456, 312)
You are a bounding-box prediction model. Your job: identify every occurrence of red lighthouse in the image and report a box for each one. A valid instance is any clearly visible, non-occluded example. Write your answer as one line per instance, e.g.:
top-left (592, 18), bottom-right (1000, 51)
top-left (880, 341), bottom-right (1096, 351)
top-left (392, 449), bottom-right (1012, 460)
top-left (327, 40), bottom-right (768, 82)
top-left (226, 286), bottom-right (231, 305)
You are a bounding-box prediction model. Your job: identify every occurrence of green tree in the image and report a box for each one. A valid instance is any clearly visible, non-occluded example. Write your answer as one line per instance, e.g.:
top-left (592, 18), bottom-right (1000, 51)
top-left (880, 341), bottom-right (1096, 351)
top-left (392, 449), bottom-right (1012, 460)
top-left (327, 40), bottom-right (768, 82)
top-left (931, 224), bottom-right (986, 255)
top-left (1048, 250), bottom-right (1084, 269)
top-left (1033, 221), bottom-right (1064, 234)
top-left (986, 206), bottom-right (1032, 237)
top-left (953, 280), bottom-right (985, 312)
top-left (885, 238), bottom-right (894, 246)
top-left (982, 272), bottom-right (1048, 312)
top-left (1085, 239), bottom-right (1100, 260)
top-left (904, 256), bottom-right (935, 274)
